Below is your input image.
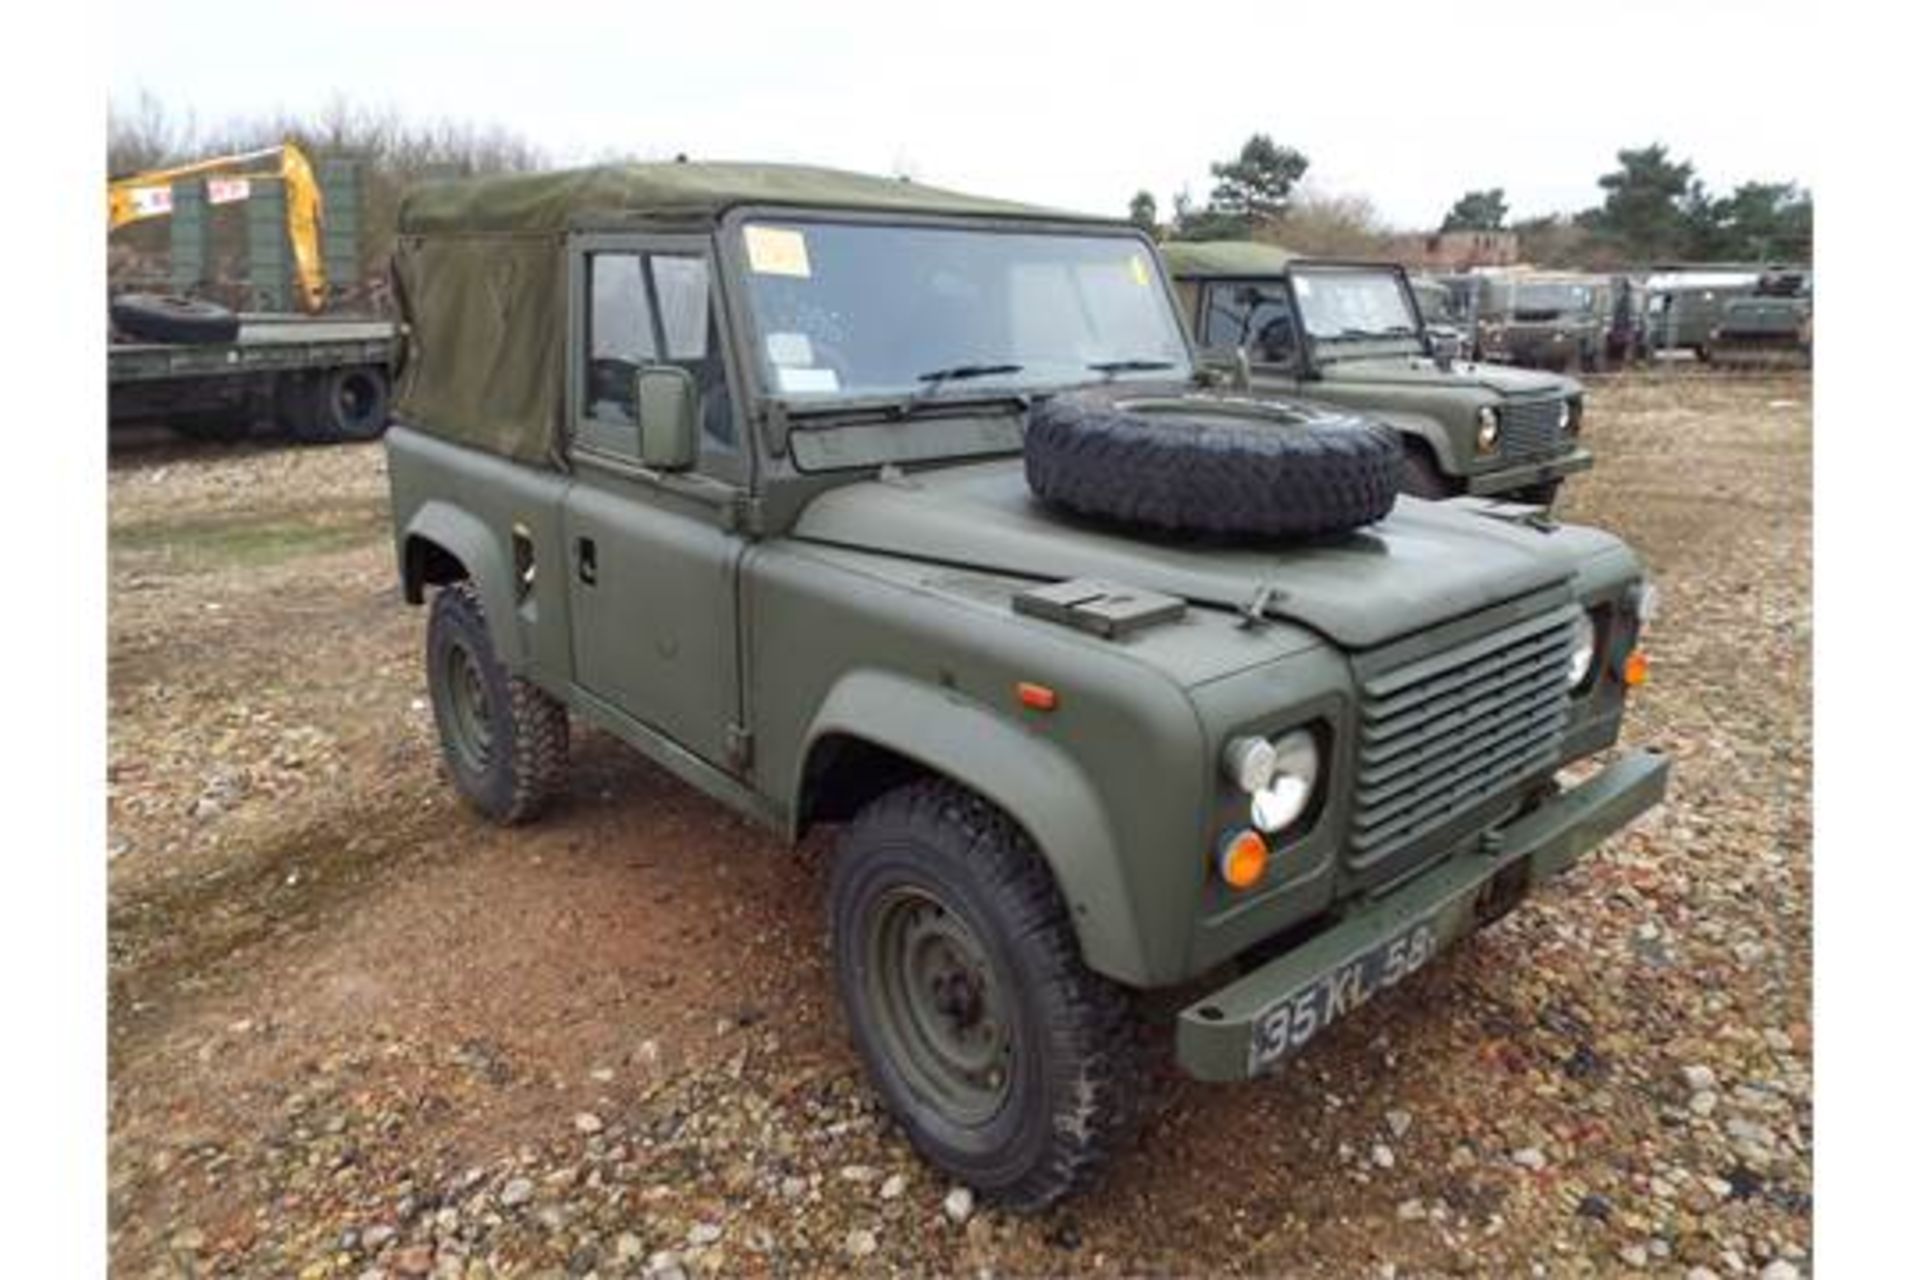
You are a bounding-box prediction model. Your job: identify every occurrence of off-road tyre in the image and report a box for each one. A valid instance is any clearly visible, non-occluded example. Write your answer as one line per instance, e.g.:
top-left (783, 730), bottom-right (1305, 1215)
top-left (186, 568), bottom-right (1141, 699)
top-left (110, 293), bottom-right (241, 345)
top-left (285, 365), bottom-right (390, 443)
top-left (1024, 390), bottom-right (1401, 539)
top-left (425, 583), bottom-right (568, 824)
top-left (1400, 442), bottom-right (1456, 499)
top-left (829, 779), bottom-right (1146, 1212)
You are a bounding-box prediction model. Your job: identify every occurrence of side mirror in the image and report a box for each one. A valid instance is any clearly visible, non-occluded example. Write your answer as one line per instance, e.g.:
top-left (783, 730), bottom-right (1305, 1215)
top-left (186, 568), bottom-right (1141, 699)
top-left (1428, 328), bottom-right (1462, 366)
top-left (634, 365), bottom-right (699, 470)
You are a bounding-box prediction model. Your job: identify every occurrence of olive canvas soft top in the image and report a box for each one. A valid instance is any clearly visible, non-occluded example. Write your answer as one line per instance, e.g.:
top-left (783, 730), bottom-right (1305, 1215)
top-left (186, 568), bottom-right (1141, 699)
top-left (391, 162), bottom-right (1099, 465)
top-left (395, 161), bottom-right (1086, 236)
top-left (1157, 239), bottom-right (1299, 279)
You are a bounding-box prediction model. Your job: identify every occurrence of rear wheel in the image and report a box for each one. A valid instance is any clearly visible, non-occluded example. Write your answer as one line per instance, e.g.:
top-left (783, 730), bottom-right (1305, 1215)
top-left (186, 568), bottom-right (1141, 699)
top-left (425, 583), bottom-right (568, 824)
top-left (830, 780), bottom-right (1144, 1211)
top-left (283, 365), bottom-right (390, 443)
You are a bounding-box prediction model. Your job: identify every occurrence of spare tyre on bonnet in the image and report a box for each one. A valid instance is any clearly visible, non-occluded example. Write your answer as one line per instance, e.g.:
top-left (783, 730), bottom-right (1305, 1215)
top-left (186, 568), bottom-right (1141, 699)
top-left (1026, 389), bottom-right (1402, 538)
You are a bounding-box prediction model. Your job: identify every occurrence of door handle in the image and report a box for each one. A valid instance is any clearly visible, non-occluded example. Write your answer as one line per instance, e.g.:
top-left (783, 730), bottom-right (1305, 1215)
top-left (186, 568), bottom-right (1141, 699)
top-left (577, 536), bottom-right (597, 585)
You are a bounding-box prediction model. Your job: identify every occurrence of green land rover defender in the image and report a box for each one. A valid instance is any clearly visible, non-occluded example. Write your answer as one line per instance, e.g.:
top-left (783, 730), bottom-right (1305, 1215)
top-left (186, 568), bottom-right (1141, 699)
top-left (385, 163), bottom-right (1668, 1209)
top-left (1160, 241), bottom-right (1592, 507)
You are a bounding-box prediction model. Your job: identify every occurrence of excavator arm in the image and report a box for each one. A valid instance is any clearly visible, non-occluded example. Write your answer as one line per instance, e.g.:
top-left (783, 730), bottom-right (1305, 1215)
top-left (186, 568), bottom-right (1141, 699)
top-left (108, 142), bottom-right (327, 313)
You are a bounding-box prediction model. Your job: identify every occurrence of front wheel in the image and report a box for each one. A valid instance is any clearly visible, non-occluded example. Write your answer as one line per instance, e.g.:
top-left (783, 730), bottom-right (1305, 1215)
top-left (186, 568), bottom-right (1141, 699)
top-left (1400, 444), bottom-right (1457, 499)
top-left (830, 780), bottom-right (1144, 1211)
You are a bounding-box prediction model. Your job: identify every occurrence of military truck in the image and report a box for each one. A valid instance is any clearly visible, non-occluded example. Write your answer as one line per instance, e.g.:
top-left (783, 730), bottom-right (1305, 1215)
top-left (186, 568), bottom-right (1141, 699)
top-left (1703, 270), bottom-right (1812, 367)
top-left (1474, 272), bottom-right (1613, 372)
top-left (1161, 242), bottom-right (1591, 505)
top-left (386, 163), bottom-right (1669, 1209)
top-left (1643, 271), bottom-right (1758, 358)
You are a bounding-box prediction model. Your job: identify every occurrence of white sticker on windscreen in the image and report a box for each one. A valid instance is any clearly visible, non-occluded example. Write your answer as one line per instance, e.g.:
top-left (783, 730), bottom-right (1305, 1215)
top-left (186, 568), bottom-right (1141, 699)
top-left (745, 225), bottom-right (812, 277)
top-left (766, 331), bottom-right (815, 367)
top-left (777, 366), bottom-right (839, 393)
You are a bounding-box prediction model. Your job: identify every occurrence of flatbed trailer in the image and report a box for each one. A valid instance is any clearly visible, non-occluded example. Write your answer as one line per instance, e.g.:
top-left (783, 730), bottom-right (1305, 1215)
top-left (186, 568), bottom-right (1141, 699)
top-left (108, 313), bottom-right (397, 444)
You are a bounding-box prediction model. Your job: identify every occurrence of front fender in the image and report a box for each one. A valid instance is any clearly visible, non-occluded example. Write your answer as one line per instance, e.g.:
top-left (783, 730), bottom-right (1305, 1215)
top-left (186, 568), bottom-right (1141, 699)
top-left (797, 668), bottom-right (1149, 984)
top-left (401, 500), bottom-right (526, 669)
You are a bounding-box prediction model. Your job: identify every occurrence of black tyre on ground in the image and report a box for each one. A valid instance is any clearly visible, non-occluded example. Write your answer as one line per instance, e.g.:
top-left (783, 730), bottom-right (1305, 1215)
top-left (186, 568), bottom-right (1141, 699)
top-left (110, 293), bottom-right (242, 345)
top-left (284, 365), bottom-right (391, 443)
top-left (829, 779), bottom-right (1145, 1212)
top-left (1025, 390), bottom-right (1402, 539)
top-left (425, 583), bottom-right (569, 824)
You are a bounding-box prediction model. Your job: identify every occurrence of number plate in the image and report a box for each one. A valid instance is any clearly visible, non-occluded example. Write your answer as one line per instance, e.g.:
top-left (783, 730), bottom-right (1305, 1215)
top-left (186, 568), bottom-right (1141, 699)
top-left (1248, 916), bottom-right (1440, 1075)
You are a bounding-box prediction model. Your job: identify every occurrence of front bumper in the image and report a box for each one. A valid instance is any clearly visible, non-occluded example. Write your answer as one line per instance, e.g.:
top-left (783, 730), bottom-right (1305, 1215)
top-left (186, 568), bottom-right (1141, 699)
top-left (1466, 446), bottom-right (1595, 495)
top-left (1175, 748), bottom-right (1669, 1081)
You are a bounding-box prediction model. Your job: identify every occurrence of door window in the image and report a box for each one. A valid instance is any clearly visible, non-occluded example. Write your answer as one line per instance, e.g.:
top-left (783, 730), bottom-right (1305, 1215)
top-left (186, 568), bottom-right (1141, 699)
top-left (583, 254), bottom-right (656, 452)
top-left (1203, 284), bottom-right (1298, 365)
top-left (648, 256), bottom-right (735, 446)
top-left (578, 250), bottom-right (735, 457)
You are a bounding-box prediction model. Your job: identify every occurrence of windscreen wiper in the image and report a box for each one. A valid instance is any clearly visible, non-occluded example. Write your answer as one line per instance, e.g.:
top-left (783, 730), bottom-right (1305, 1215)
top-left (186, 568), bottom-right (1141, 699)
top-left (910, 362), bottom-right (1024, 406)
top-left (1087, 358), bottom-right (1177, 377)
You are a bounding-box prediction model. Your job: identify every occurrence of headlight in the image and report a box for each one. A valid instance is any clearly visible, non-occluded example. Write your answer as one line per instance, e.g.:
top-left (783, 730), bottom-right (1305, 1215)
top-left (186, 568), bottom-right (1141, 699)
top-left (1565, 397), bottom-right (1584, 437)
top-left (1556, 399), bottom-right (1572, 432)
top-left (1222, 728), bottom-right (1320, 835)
top-left (1568, 609), bottom-right (1598, 688)
top-left (1222, 735), bottom-right (1278, 794)
top-left (1475, 405), bottom-right (1501, 454)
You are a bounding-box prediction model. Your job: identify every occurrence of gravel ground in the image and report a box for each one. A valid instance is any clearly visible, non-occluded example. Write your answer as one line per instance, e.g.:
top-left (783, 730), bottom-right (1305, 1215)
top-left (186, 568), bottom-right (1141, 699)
top-left (106, 371), bottom-right (1811, 1278)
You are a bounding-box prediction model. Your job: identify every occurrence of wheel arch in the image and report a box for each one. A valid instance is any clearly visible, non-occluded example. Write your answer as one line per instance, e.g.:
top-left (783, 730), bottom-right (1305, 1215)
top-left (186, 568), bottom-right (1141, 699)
top-left (794, 669), bottom-right (1151, 985)
top-left (400, 500), bottom-right (527, 669)
top-left (1368, 408), bottom-right (1466, 477)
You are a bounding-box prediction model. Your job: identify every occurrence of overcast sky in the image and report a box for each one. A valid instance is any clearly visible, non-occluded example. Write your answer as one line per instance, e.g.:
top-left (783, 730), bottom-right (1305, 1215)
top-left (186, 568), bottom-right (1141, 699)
top-left (108, 0), bottom-right (1817, 229)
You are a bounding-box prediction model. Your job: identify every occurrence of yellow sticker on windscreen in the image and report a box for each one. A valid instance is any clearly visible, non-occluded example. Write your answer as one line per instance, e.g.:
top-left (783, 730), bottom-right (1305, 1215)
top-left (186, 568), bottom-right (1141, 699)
top-left (1129, 254), bottom-right (1150, 286)
top-left (745, 225), bottom-right (812, 278)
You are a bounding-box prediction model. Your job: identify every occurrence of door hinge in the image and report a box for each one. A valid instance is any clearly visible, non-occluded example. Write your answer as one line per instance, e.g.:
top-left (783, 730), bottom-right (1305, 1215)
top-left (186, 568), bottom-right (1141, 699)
top-left (725, 723), bottom-right (754, 770)
top-left (728, 492), bottom-right (765, 536)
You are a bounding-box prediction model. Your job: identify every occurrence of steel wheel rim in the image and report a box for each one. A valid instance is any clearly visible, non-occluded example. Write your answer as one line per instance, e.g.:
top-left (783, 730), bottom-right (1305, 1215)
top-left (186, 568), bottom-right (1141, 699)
top-left (439, 637), bottom-right (494, 775)
top-left (863, 886), bottom-right (1012, 1127)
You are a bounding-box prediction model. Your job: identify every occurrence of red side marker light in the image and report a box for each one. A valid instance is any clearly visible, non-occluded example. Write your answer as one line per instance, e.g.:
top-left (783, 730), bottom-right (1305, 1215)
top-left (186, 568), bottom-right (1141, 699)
top-left (1017, 682), bottom-right (1058, 712)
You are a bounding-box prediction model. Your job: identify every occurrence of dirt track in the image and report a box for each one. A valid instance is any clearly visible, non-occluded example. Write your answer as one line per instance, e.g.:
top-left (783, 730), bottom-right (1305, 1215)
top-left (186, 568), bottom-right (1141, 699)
top-left (107, 372), bottom-right (1812, 1278)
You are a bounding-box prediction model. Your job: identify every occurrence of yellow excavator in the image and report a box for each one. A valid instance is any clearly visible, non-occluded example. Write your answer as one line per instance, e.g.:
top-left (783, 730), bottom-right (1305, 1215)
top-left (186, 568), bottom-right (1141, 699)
top-left (107, 141), bottom-right (327, 312)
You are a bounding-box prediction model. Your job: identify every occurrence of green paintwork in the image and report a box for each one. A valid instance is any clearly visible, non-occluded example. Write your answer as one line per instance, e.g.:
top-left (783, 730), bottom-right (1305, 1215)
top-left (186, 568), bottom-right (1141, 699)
top-left (385, 164), bottom-right (1664, 1013)
top-left (1176, 747), bottom-right (1669, 1080)
top-left (1159, 243), bottom-right (1589, 496)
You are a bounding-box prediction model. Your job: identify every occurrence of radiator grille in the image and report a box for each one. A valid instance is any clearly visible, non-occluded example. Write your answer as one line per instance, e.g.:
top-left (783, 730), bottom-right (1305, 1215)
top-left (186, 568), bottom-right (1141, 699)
top-left (1501, 398), bottom-right (1567, 461)
top-left (1351, 609), bottom-right (1574, 865)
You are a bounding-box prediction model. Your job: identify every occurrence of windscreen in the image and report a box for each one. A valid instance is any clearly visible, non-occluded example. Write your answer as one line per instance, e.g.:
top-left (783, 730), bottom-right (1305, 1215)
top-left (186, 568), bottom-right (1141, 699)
top-left (1513, 282), bottom-right (1595, 313)
top-left (1290, 269), bottom-right (1420, 341)
top-left (737, 221), bottom-right (1190, 400)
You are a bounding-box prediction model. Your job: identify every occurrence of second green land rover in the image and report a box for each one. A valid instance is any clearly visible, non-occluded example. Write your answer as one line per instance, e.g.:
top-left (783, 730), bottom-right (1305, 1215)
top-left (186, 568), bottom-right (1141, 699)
top-left (1162, 241), bottom-right (1593, 506)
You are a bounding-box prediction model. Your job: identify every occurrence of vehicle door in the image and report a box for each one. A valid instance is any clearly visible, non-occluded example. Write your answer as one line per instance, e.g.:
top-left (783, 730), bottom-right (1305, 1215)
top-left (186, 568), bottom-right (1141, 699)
top-left (1196, 278), bottom-right (1305, 388)
top-left (561, 234), bottom-right (749, 770)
